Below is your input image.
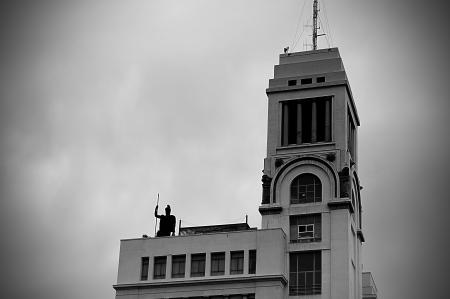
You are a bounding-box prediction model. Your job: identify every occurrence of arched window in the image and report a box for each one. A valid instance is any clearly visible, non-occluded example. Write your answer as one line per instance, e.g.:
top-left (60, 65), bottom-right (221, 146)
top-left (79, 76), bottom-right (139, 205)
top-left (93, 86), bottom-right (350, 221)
top-left (291, 173), bottom-right (322, 204)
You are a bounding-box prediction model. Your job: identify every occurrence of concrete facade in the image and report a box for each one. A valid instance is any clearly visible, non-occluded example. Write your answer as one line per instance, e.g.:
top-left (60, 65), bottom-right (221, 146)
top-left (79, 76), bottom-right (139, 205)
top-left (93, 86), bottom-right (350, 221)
top-left (113, 48), bottom-right (377, 299)
top-left (114, 229), bottom-right (287, 299)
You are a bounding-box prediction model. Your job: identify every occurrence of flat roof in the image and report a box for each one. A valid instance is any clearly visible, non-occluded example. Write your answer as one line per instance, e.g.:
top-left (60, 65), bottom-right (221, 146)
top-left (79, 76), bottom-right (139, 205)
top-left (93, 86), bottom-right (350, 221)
top-left (179, 222), bottom-right (255, 235)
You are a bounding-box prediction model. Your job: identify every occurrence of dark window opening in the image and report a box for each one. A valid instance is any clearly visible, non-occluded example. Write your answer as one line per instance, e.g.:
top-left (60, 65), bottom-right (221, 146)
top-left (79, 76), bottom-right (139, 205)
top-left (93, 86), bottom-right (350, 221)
top-left (291, 173), bottom-right (322, 204)
top-left (230, 251), bottom-right (244, 275)
top-left (249, 250), bottom-right (256, 274)
top-left (171, 255), bottom-right (186, 278)
top-left (153, 256), bottom-right (167, 279)
top-left (290, 214), bottom-right (321, 243)
top-left (288, 79), bottom-right (297, 86)
top-left (282, 97), bottom-right (331, 146)
top-left (316, 76), bottom-right (325, 83)
top-left (211, 252), bottom-right (225, 276)
top-left (140, 257), bottom-right (149, 280)
top-left (302, 101), bottom-right (312, 143)
top-left (301, 78), bottom-right (313, 85)
top-left (289, 251), bottom-right (321, 295)
top-left (190, 253), bottom-right (205, 277)
top-left (348, 109), bottom-right (356, 159)
top-left (316, 100), bottom-right (331, 142)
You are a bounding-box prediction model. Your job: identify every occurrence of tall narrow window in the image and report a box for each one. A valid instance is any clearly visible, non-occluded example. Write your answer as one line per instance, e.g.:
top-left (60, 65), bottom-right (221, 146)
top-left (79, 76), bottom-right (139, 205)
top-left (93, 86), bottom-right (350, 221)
top-left (348, 109), bottom-right (356, 159)
top-left (302, 101), bottom-right (312, 143)
top-left (290, 214), bottom-right (321, 243)
top-left (190, 253), bottom-right (206, 277)
top-left (249, 250), bottom-right (256, 274)
top-left (282, 97), bottom-right (331, 146)
top-left (140, 257), bottom-right (149, 280)
top-left (171, 255), bottom-right (186, 278)
top-left (289, 251), bottom-right (321, 295)
top-left (211, 252), bottom-right (225, 276)
top-left (291, 173), bottom-right (322, 204)
top-left (153, 256), bottom-right (167, 279)
top-left (230, 251), bottom-right (244, 275)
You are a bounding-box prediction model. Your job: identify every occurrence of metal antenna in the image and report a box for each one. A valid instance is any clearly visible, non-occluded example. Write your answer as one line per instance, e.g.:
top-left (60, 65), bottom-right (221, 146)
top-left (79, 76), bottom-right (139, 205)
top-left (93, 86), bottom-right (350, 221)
top-left (312, 0), bottom-right (325, 50)
top-left (313, 0), bottom-right (319, 50)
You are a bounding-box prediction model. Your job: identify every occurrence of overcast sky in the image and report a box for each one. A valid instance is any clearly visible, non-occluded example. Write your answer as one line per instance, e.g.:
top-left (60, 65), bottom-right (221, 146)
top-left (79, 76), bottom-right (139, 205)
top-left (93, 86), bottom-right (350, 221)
top-left (1, 1), bottom-right (449, 299)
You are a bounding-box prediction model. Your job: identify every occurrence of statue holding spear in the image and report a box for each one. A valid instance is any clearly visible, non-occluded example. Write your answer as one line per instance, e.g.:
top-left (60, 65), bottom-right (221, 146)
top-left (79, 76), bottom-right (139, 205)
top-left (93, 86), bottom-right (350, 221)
top-left (154, 194), bottom-right (176, 237)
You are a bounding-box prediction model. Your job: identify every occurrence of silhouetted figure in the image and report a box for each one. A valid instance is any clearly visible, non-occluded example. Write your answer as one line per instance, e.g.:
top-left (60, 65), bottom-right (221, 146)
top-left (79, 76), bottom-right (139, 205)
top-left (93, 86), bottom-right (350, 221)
top-left (154, 205), bottom-right (176, 237)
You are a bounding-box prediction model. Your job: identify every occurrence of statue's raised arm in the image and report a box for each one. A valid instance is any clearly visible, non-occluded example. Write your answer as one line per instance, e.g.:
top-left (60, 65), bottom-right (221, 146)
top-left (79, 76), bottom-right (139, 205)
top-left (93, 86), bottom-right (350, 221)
top-left (154, 205), bottom-right (161, 218)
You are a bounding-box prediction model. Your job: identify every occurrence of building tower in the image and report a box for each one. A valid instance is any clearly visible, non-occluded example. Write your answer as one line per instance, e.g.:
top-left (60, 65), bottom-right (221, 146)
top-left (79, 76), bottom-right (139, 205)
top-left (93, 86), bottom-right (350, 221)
top-left (259, 48), bottom-right (364, 298)
top-left (113, 47), bottom-right (378, 299)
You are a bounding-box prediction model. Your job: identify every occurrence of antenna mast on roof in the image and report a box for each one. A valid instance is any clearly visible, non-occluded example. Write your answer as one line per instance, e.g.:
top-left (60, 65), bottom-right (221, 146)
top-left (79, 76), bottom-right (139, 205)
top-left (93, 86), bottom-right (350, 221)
top-left (312, 0), bottom-right (325, 50)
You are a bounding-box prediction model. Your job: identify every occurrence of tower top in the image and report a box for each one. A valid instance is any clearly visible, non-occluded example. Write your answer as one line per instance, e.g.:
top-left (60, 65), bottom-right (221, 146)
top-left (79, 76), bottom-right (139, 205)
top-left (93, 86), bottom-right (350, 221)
top-left (267, 47), bottom-right (360, 126)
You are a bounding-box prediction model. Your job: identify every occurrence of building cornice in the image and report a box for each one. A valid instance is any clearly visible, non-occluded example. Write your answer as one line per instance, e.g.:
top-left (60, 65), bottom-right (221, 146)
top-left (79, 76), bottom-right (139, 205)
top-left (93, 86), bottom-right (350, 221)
top-left (113, 274), bottom-right (288, 290)
top-left (266, 81), bottom-right (360, 126)
top-left (258, 205), bottom-right (283, 215)
top-left (327, 198), bottom-right (355, 213)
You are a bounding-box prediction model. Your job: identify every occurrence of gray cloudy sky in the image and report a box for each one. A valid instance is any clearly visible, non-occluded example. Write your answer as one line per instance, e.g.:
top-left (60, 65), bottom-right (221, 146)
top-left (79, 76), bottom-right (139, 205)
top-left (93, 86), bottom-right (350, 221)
top-left (1, 1), bottom-right (449, 299)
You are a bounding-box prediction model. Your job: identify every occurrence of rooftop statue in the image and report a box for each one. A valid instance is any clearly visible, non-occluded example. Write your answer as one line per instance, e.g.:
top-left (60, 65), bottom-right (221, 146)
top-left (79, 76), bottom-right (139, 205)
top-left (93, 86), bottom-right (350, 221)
top-left (154, 205), bottom-right (176, 237)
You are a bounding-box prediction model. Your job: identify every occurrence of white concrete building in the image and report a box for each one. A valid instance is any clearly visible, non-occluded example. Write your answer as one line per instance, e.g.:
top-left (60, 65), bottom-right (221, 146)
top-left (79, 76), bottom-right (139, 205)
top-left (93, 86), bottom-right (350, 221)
top-left (113, 48), bottom-right (378, 299)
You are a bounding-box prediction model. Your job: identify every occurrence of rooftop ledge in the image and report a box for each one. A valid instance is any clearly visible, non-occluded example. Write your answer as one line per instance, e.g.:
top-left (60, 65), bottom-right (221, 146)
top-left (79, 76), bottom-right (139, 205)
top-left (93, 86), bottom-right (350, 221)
top-left (279, 47), bottom-right (341, 63)
top-left (121, 227), bottom-right (284, 242)
top-left (180, 222), bottom-right (255, 236)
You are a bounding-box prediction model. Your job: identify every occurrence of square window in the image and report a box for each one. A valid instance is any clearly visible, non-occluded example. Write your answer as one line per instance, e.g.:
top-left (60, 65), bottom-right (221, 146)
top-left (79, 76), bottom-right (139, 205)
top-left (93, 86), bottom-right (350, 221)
top-left (171, 255), bottom-right (186, 278)
top-left (290, 173), bottom-right (322, 204)
top-left (316, 76), bottom-right (325, 83)
top-left (230, 251), bottom-right (244, 275)
top-left (153, 256), bottom-right (167, 279)
top-left (288, 79), bottom-right (297, 86)
top-left (301, 78), bottom-right (313, 85)
top-left (298, 224), bottom-right (314, 239)
top-left (190, 253), bottom-right (205, 277)
top-left (290, 214), bottom-right (321, 243)
top-left (211, 252), bottom-right (225, 276)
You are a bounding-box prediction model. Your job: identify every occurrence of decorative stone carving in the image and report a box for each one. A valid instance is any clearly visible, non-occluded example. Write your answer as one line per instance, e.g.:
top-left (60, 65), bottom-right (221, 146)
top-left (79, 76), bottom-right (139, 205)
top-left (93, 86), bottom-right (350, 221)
top-left (326, 152), bottom-right (336, 162)
top-left (261, 175), bottom-right (272, 204)
top-left (275, 158), bottom-right (284, 168)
